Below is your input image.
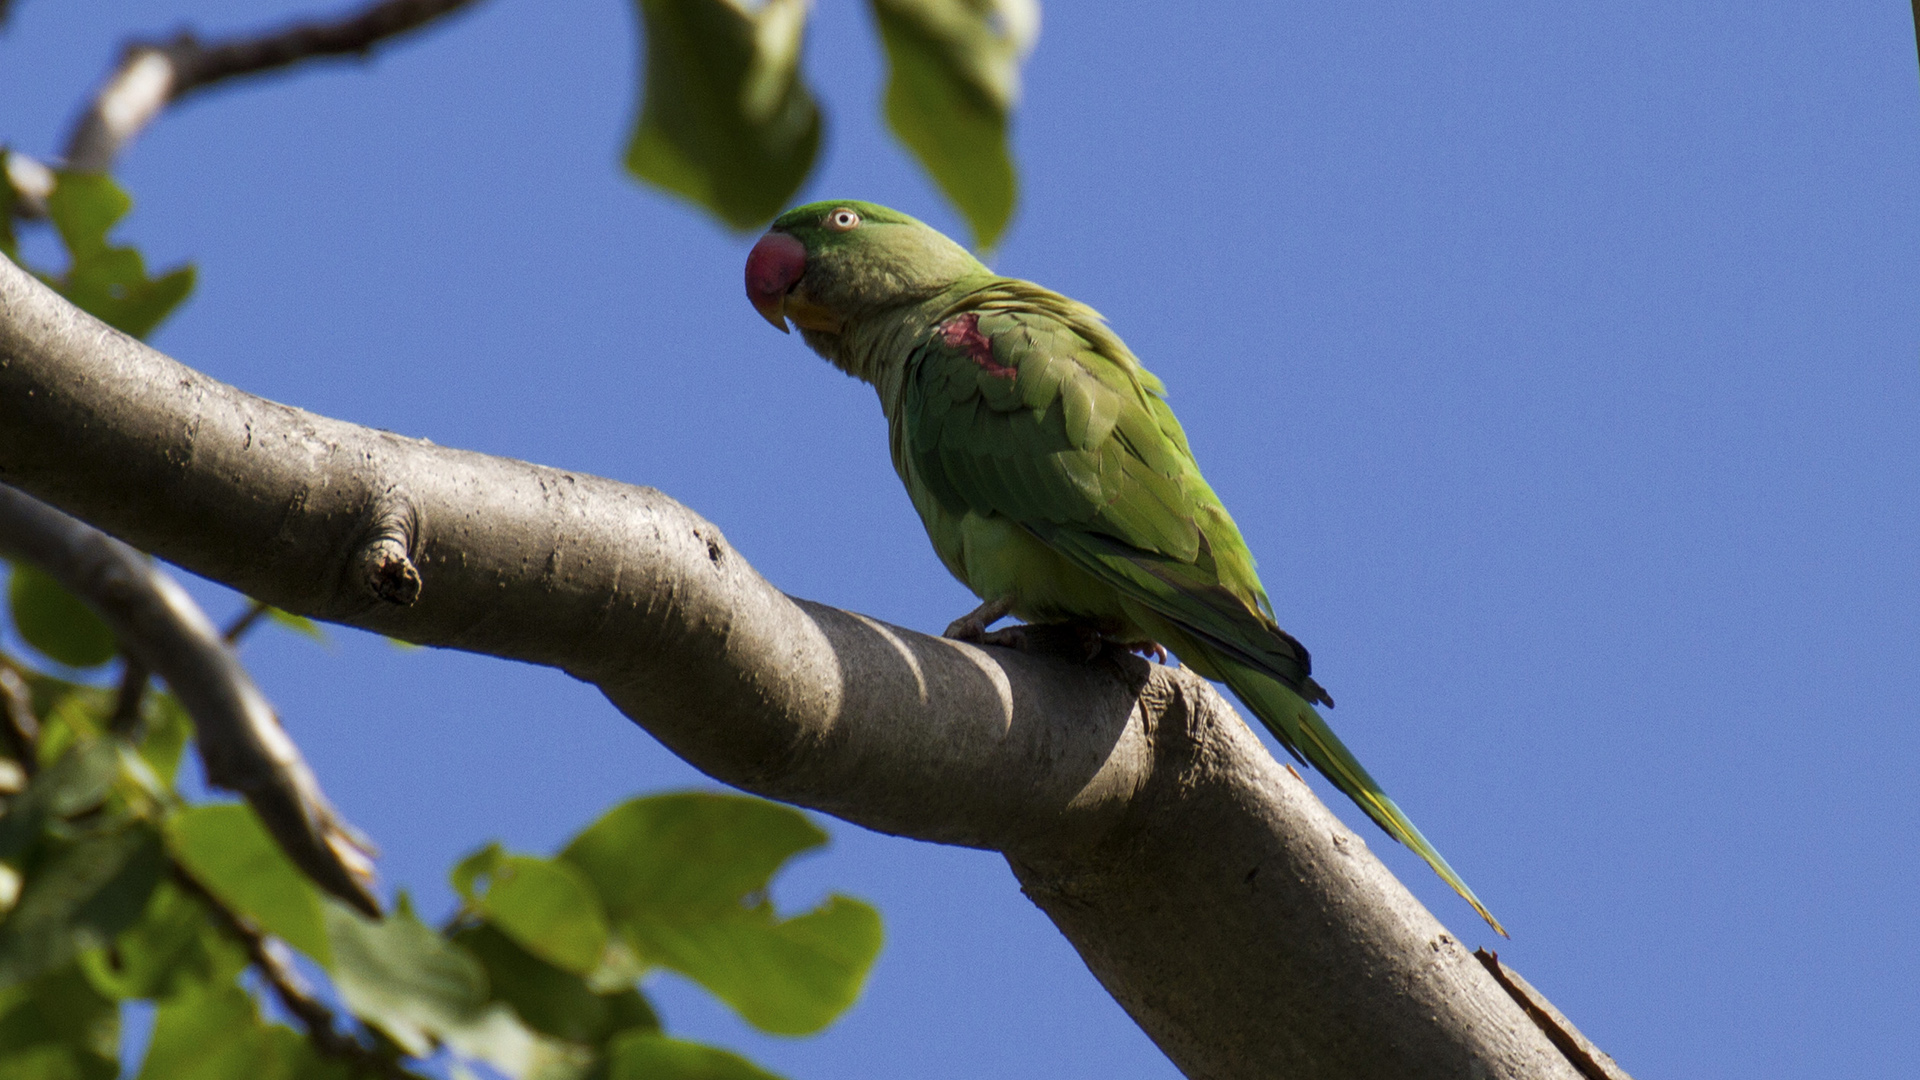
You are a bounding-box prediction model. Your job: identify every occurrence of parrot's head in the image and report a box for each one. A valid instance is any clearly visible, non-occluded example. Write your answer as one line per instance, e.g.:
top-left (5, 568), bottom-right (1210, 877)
top-left (746, 200), bottom-right (985, 354)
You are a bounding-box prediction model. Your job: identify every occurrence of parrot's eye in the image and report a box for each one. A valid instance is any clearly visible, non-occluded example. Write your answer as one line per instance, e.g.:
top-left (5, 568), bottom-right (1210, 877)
top-left (825, 208), bottom-right (861, 232)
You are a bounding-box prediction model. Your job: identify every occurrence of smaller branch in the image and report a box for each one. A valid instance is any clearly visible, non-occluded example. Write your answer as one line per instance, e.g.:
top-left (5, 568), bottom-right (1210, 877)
top-left (0, 664), bottom-right (38, 777)
top-left (2, 614), bottom-right (408, 1077)
top-left (1913, 1), bottom-right (1920, 89)
top-left (110, 659), bottom-right (149, 737)
top-left (0, 483), bottom-right (381, 916)
top-left (223, 600), bottom-right (271, 644)
top-left (2, 152), bottom-right (54, 217)
top-left (61, 0), bottom-right (484, 173)
top-left (173, 866), bottom-right (424, 1080)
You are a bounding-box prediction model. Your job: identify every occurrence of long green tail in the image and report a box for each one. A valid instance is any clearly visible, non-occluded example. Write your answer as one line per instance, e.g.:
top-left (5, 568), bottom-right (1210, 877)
top-left (1212, 651), bottom-right (1507, 936)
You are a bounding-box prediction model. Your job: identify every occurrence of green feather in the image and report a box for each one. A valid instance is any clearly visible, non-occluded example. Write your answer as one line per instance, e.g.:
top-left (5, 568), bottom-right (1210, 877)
top-left (776, 201), bottom-right (1504, 935)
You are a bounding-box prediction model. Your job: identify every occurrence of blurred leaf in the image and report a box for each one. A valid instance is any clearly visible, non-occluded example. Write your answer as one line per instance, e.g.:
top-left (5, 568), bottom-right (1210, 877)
top-left (166, 804), bottom-right (330, 969)
top-left (0, 1045), bottom-right (114, 1080)
top-left (46, 173), bottom-right (128, 260)
top-left (0, 740), bottom-right (120, 859)
top-left (79, 879), bottom-right (246, 1001)
top-left (0, 822), bottom-right (166, 988)
top-left (560, 794), bottom-right (881, 1035)
top-left (137, 693), bottom-right (192, 787)
top-left (324, 897), bottom-right (561, 1075)
top-left (468, 852), bottom-right (610, 976)
top-left (135, 979), bottom-right (344, 1080)
top-left (450, 841), bottom-right (503, 904)
top-left (8, 563), bottom-right (117, 669)
top-left (136, 978), bottom-right (253, 1080)
top-left (41, 173), bottom-right (195, 340)
top-left (454, 922), bottom-right (658, 1048)
top-left (0, 964), bottom-right (119, 1080)
top-left (17, 680), bottom-right (109, 770)
top-left (869, 0), bottom-right (1037, 248)
top-left (605, 1031), bottom-right (787, 1080)
top-left (625, 0), bottom-right (822, 230)
top-left (264, 608), bottom-right (326, 642)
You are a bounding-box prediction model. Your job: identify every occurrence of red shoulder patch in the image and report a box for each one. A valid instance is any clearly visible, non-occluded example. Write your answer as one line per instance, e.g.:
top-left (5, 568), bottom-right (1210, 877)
top-left (937, 313), bottom-right (1016, 379)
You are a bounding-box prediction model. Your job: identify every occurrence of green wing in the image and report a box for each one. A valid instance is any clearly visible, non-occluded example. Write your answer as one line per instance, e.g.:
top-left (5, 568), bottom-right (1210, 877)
top-left (902, 283), bottom-right (1319, 697)
top-left (901, 285), bottom-right (1505, 934)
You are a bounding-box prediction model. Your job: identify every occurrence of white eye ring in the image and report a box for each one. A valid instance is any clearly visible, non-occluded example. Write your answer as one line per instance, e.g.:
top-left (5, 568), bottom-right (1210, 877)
top-left (826, 208), bottom-right (861, 232)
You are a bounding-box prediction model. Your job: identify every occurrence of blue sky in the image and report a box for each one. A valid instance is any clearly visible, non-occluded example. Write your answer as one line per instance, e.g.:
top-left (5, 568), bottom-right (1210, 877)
top-left (4, 2), bottom-right (1918, 1077)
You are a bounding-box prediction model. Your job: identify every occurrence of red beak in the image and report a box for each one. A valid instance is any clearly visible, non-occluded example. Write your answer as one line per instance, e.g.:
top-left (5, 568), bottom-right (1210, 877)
top-left (745, 231), bottom-right (807, 333)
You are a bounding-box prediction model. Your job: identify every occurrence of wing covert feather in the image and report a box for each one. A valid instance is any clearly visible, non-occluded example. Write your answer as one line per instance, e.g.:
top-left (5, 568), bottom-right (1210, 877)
top-left (901, 290), bottom-right (1317, 696)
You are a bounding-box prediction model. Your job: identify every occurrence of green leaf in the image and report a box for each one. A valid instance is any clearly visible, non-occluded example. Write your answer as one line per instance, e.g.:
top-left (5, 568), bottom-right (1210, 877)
top-left (324, 897), bottom-right (559, 1075)
top-left (560, 793), bottom-right (882, 1035)
top-left (645, 893), bottom-right (882, 1036)
top-left (469, 852), bottom-right (610, 976)
top-left (453, 922), bottom-right (658, 1048)
top-left (41, 172), bottom-right (195, 340)
top-left (166, 804), bottom-right (330, 968)
top-left (605, 1031), bottom-right (788, 1080)
top-left (561, 794), bottom-right (828, 915)
top-left (0, 740), bottom-right (119, 860)
top-left (0, 964), bottom-right (119, 1080)
top-left (79, 879), bottom-right (247, 1001)
top-left (135, 978), bottom-right (253, 1080)
top-left (625, 0), bottom-right (823, 230)
top-left (30, 691), bottom-right (107, 772)
top-left (135, 979), bottom-right (345, 1080)
top-left (45, 174), bottom-right (129, 261)
top-left (263, 607), bottom-right (326, 642)
top-left (869, 0), bottom-right (1036, 248)
top-left (137, 692), bottom-right (193, 787)
top-left (450, 842), bottom-right (503, 904)
top-left (0, 1045), bottom-right (116, 1080)
top-left (0, 822), bottom-right (166, 988)
top-left (8, 563), bottom-right (117, 669)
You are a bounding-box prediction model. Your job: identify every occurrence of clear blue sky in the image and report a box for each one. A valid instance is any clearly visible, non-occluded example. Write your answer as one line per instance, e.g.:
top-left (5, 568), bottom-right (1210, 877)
top-left (5, 2), bottom-right (1918, 1077)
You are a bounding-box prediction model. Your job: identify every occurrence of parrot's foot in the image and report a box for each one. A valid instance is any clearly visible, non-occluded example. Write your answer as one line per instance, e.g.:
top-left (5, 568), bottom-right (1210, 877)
top-left (991, 621), bottom-right (1107, 661)
top-left (943, 597), bottom-right (1014, 643)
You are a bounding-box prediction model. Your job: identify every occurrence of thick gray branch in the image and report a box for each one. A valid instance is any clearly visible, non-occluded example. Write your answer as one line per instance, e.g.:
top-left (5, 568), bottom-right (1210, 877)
top-left (61, 0), bottom-right (485, 174)
top-left (0, 252), bottom-right (1614, 1080)
top-left (0, 482), bottom-right (380, 916)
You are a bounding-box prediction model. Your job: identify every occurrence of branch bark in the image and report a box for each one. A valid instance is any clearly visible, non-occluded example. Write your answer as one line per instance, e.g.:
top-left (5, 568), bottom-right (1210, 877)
top-left (0, 482), bottom-right (380, 916)
top-left (56, 0), bottom-right (485, 174)
top-left (171, 866), bottom-right (425, 1080)
top-left (0, 252), bottom-right (1618, 1079)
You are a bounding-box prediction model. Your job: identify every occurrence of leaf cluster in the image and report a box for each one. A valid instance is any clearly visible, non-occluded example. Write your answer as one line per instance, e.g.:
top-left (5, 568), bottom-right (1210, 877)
top-left (626, 0), bottom-right (1037, 247)
top-left (0, 164), bottom-right (195, 340)
top-left (0, 559), bottom-right (882, 1080)
top-left (0, 16), bottom-right (918, 1075)
top-left (0, 258), bottom-right (880, 1077)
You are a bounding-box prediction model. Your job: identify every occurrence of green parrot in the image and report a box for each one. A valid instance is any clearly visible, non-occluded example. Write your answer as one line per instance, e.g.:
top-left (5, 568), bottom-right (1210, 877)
top-left (746, 200), bottom-right (1503, 935)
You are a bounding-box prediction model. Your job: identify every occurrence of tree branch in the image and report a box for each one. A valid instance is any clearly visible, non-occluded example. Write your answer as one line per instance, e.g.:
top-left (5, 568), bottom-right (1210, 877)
top-left (0, 664), bottom-right (38, 776)
top-left (0, 480), bottom-right (381, 916)
top-left (58, 0), bottom-right (485, 174)
top-left (0, 252), bottom-right (1618, 1079)
top-left (171, 866), bottom-right (425, 1080)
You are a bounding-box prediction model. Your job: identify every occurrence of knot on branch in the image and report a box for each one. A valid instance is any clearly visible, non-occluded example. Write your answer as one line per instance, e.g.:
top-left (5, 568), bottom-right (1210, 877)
top-left (356, 494), bottom-right (420, 606)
